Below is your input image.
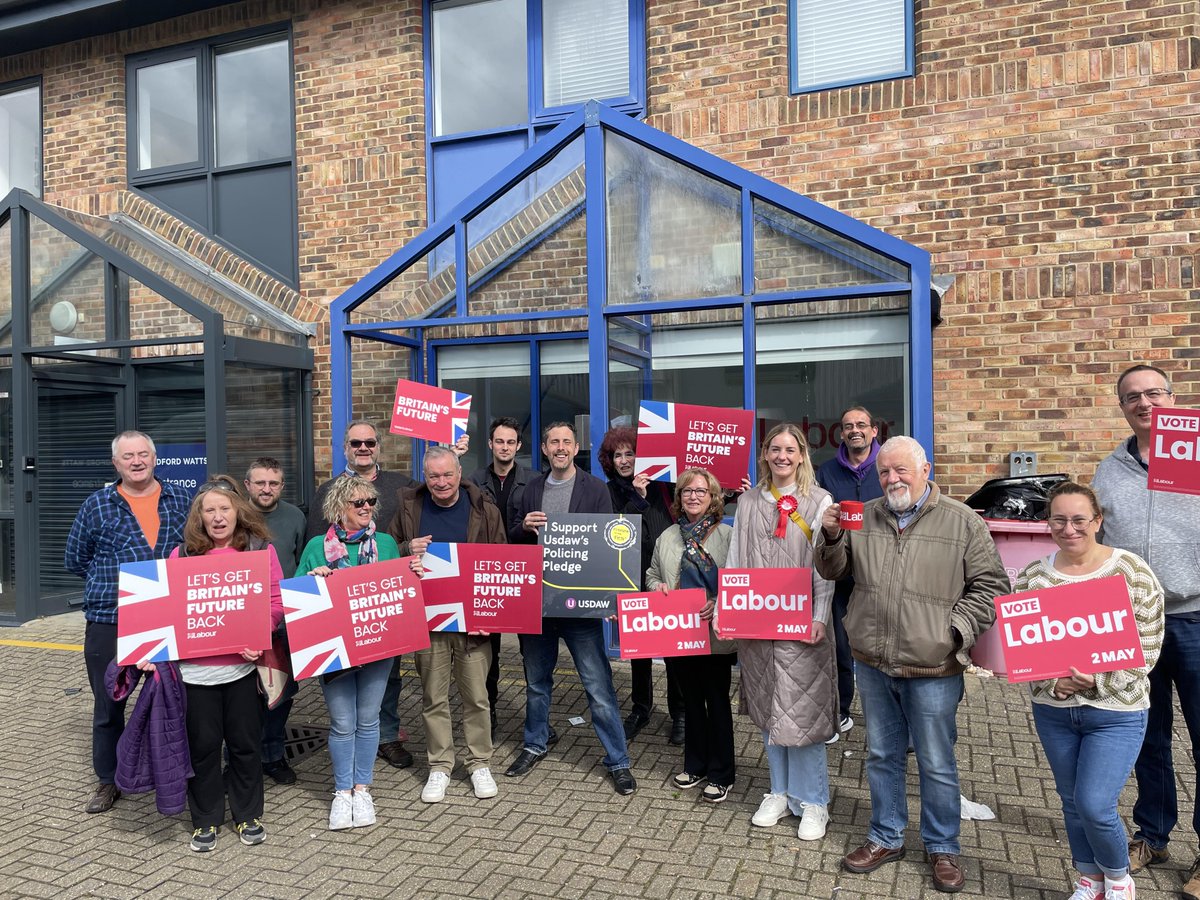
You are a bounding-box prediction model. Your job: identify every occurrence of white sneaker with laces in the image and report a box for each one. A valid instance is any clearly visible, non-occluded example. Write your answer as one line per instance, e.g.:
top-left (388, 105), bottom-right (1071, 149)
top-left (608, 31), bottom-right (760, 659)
top-left (751, 792), bottom-right (791, 827)
top-left (471, 767), bottom-right (498, 799)
top-left (1104, 874), bottom-right (1136, 900)
top-left (1067, 876), bottom-right (1102, 900)
top-left (352, 788), bottom-right (376, 827)
top-left (797, 802), bottom-right (829, 841)
top-left (840, 715), bottom-right (854, 733)
top-left (421, 771), bottom-right (451, 803)
top-left (329, 791), bottom-right (353, 830)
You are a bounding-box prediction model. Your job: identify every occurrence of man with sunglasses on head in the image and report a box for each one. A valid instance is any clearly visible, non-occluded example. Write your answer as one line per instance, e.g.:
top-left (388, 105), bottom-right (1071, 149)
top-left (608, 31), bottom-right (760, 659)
top-left (65, 430), bottom-right (192, 814)
top-left (1093, 363), bottom-right (1200, 899)
top-left (245, 457), bottom-right (307, 786)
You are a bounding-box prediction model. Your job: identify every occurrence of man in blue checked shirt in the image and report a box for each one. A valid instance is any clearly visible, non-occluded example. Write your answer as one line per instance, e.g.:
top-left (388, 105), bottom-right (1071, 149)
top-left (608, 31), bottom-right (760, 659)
top-left (64, 430), bottom-right (192, 814)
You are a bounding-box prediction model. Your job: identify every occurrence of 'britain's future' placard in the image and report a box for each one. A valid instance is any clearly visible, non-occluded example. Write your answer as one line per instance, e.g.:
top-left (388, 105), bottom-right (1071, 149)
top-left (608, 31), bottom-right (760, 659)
top-left (635, 401), bottom-right (754, 489)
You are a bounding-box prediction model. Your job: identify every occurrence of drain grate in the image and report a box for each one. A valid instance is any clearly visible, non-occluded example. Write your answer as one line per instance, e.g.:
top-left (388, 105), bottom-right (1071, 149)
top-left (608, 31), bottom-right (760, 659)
top-left (283, 723), bottom-right (329, 764)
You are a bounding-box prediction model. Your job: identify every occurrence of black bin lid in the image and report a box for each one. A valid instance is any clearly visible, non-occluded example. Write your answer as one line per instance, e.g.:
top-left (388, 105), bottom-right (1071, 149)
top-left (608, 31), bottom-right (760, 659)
top-left (963, 473), bottom-right (1070, 521)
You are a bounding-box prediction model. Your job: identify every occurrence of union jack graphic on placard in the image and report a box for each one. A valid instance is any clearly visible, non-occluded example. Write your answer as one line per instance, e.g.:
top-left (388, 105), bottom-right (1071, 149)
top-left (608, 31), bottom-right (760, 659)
top-left (420, 543), bottom-right (466, 632)
top-left (117, 559), bottom-right (178, 665)
top-left (635, 401), bottom-right (679, 483)
top-left (290, 635), bottom-right (353, 679)
top-left (281, 575), bottom-right (334, 621)
top-left (451, 391), bottom-right (472, 444)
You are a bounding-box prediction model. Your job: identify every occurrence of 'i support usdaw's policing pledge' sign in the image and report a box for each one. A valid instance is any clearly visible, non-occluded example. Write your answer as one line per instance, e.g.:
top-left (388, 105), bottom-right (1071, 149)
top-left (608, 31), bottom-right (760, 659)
top-left (280, 557), bottom-right (430, 679)
top-left (540, 514), bottom-right (641, 618)
top-left (1148, 406), bottom-right (1200, 496)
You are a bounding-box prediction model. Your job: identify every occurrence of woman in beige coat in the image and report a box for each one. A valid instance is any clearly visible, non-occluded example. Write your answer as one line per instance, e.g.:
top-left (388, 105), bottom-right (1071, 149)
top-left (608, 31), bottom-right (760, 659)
top-left (727, 423), bottom-right (837, 841)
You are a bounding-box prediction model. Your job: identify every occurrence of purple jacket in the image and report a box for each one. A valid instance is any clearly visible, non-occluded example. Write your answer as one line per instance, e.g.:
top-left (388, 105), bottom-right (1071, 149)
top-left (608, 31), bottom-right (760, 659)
top-left (106, 661), bottom-right (192, 815)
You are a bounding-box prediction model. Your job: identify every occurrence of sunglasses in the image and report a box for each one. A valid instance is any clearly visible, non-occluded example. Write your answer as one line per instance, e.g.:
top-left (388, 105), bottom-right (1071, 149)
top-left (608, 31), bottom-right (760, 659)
top-left (350, 497), bottom-right (379, 509)
top-left (197, 481), bottom-right (238, 495)
top-left (348, 439), bottom-right (378, 449)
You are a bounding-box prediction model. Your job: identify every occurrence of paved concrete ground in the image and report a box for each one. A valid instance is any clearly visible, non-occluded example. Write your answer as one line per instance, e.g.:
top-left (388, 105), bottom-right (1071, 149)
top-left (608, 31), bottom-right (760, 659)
top-left (0, 612), bottom-right (1193, 899)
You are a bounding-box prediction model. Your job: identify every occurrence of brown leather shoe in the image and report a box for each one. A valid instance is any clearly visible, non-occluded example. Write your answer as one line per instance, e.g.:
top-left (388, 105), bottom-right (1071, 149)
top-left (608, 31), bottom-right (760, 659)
top-left (376, 740), bottom-right (414, 769)
top-left (928, 853), bottom-right (965, 893)
top-left (85, 783), bottom-right (120, 814)
top-left (842, 841), bottom-right (905, 873)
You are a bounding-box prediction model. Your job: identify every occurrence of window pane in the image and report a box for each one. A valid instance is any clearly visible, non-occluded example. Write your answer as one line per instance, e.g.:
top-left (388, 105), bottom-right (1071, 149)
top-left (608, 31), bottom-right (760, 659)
top-left (0, 85), bottom-right (40, 196)
top-left (540, 339), bottom-right (590, 472)
top-left (794, 0), bottom-right (907, 90)
top-left (437, 342), bottom-right (532, 474)
top-left (136, 58), bottom-right (199, 170)
top-left (432, 0), bottom-right (527, 136)
top-left (216, 40), bottom-right (292, 166)
top-left (543, 0), bottom-right (629, 107)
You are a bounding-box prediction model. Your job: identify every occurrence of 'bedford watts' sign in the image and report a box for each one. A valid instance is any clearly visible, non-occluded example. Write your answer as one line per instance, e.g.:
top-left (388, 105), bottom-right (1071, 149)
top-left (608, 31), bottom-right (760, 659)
top-left (993, 574), bottom-right (1144, 683)
top-left (1149, 407), bottom-right (1200, 496)
top-left (714, 568), bottom-right (813, 641)
top-left (617, 589), bottom-right (710, 659)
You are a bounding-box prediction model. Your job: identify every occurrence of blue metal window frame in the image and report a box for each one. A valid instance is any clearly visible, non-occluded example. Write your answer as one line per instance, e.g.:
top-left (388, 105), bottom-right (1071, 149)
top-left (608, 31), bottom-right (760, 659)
top-left (332, 100), bottom-right (932, 477)
top-left (788, 0), bottom-right (915, 96)
top-left (0, 76), bottom-right (42, 198)
top-left (423, 0), bottom-right (645, 230)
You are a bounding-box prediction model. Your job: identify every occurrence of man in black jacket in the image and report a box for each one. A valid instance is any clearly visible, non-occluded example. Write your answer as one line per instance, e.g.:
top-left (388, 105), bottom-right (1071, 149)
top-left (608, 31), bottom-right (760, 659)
top-left (504, 422), bottom-right (636, 795)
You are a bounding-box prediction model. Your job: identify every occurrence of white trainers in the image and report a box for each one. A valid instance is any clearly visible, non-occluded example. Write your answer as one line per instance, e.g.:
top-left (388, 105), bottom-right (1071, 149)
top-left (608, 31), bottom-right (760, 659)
top-left (797, 803), bottom-right (829, 841)
top-left (840, 716), bottom-right (854, 733)
top-left (471, 767), bottom-right (498, 799)
top-left (421, 771), bottom-right (451, 803)
top-left (751, 792), bottom-right (791, 827)
top-left (1068, 876), bottom-right (1102, 900)
top-left (352, 788), bottom-right (376, 827)
top-left (1104, 875), bottom-right (1136, 900)
top-left (328, 790), bottom-right (353, 830)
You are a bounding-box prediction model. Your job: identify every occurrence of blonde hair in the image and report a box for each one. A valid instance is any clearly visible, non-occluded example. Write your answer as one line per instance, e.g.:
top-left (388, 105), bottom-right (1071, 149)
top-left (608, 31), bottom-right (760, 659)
top-left (756, 423), bottom-right (815, 494)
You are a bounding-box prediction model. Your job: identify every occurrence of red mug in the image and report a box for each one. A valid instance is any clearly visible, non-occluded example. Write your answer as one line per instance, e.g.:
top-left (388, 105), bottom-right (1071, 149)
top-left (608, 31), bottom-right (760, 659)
top-left (839, 500), bottom-right (865, 531)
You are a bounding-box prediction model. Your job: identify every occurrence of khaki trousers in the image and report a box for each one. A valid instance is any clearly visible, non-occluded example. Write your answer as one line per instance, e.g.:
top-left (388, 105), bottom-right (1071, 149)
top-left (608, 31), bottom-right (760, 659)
top-left (414, 632), bottom-right (494, 773)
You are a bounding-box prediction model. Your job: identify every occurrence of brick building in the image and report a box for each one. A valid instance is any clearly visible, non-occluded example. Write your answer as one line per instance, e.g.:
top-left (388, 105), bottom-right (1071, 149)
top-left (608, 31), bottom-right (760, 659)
top-left (1, 0), bottom-right (1195, 617)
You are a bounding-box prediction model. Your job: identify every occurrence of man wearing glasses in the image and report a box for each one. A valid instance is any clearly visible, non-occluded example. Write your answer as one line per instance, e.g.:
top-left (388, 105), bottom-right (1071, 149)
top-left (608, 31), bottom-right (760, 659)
top-left (1093, 364), bottom-right (1200, 899)
top-left (245, 457), bottom-right (307, 786)
top-left (65, 430), bottom-right (192, 813)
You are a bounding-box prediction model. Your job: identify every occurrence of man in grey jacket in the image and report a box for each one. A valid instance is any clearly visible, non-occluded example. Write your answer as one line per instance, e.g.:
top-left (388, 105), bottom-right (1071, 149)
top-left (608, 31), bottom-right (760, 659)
top-left (1092, 363), bottom-right (1200, 899)
top-left (816, 435), bottom-right (1008, 895)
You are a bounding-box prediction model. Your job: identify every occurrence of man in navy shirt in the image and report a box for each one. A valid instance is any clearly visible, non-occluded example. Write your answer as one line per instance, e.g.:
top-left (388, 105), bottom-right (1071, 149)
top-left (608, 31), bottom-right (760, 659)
top-left (815, 406), bottom-right (884, 742)
top-left (65, 430), bottom-right (191, 813)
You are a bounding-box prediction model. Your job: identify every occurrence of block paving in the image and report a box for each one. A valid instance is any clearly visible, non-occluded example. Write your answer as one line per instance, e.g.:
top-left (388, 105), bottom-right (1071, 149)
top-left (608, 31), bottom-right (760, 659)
top-left (1, 612), bottom-right (1193, 899)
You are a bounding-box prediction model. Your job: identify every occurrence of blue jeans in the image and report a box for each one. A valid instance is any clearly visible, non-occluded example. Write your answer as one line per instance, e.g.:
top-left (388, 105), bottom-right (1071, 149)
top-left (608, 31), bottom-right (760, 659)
top-left (856, 663), bottom-right (964, 854)
top-left (378, 656), bottom-right (404, 742)
top-left (518, 618), bottom-right (630, 771)
top-left (1033, 703), bottom-right (1147, 878)
top-left (764, 732), bottom-right (829, 813)
top-left (1132, 614), bottom-right (1200, 850)
top-left (321, 658), bottom-right (392, 790)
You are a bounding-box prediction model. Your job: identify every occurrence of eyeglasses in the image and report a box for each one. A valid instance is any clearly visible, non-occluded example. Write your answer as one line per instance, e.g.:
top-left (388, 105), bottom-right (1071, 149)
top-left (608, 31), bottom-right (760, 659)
top-left (349, 497), bottom-right (379, 509)
top-left (197, 481), bottom-right (237, 495)
top-left (681, 488), bottom-right (710, 497)
top-left (348, 439), bottom-right (378, 449)
top-left (248, 480), bottom-right (282, 489)
top-left (1048, 515), bottom-right (1097, 531)
top-left (1119, 388), bottom-right (1173, 407)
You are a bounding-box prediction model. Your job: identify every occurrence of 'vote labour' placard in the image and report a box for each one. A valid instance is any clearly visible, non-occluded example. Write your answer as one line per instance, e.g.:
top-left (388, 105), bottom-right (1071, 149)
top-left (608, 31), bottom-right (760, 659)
top-left (389, 377), bottom-right (471, 445)
top-left (117, 550), bottom-right (272, 665)
top-left (1148, 406), bottom-right (1200, 496)
top-left (635, 401), bottom-right (754, 489)
top-left (420, 543), bottom-right (544, 634)
top-left (714, 568), bottom-right (813, 641)
top-left (280, 557), bottom-right (430, 679)
top-left (617, 589), bottom-right (711, 659)
top-left (994, 574), bottom-right (1144, 683)
top-left (540, 514), bottom-right (641, 618)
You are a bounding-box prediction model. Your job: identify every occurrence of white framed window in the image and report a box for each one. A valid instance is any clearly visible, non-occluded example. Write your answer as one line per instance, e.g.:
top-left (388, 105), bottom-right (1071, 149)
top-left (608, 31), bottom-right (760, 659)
top-left (0, 82), bottom-right (41, 198)
top-left (790, 0), bottom-right (913, 94)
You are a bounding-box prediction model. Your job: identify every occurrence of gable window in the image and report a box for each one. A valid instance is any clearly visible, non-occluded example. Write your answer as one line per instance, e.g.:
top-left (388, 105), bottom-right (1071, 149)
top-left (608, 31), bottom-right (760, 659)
top-left (426, 0), bottom-right (643, 234)
top-left (0, 81), bottom-right (41, 198)
top-left (790, 0), bottom-right (913, 94)
top-left (128, 31), bottom-right (296, 284)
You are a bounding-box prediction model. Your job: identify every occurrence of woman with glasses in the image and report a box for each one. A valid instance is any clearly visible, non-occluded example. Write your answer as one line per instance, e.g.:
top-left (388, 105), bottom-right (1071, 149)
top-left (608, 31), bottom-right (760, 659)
top-left (296, 475), bottom-right (401, 831)
top-left (1015, 481), bottom-right (1164, 900)
top-left (645, 468), bottom-right (735, 802)
top-left (729, 422), bottom-right (837, 841)
top-left (166, 479), bottom-right (285, 853)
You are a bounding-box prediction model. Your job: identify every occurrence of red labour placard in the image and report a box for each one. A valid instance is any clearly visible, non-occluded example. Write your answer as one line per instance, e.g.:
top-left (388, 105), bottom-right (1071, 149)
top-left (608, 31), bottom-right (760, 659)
top-left (994, 574), bottom-right (1145, 683)
top-left (714, 568), bottom-right (813, 641)
top-left (635, 401), bottom-right (754, 490)
top-left (389, 377), bottom-right (472, 445)
top-left (1148, 406), bottom-right (1200, 496)
top-left (117, 550), bottom-right (272, 665)
top-left (280, 557), bottom-right (431, 680)
top-left (420, 542), bottom-right (544, 634)
top-left (617, 589), bottom-right (711, 659)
